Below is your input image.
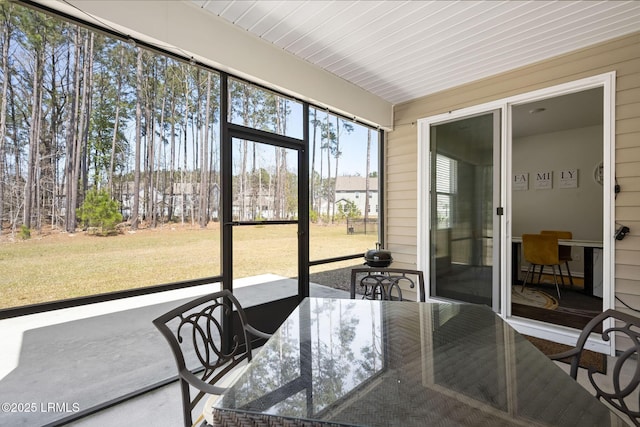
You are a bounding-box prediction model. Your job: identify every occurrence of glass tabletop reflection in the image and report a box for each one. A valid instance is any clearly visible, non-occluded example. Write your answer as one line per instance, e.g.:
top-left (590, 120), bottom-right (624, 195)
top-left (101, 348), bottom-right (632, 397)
top-left (214, 297), bottom-right (625, 426)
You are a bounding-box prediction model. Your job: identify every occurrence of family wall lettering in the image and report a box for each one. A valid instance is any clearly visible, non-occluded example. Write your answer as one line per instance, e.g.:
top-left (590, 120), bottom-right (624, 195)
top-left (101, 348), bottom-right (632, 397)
top-left (513, 169), bottom-right (578, 190)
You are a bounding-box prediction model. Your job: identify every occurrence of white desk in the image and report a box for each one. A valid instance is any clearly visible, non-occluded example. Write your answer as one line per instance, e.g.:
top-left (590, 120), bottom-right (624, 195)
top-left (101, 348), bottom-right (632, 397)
top-left (512, 237), bottom-right (603, 296)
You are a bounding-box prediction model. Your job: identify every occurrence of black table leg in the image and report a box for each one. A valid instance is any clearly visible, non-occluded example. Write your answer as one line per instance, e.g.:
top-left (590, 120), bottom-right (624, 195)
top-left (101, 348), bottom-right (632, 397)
top-left (584, 247), bottom-right (594, 296)
top-left (512, 242), bottom-right (520, 285)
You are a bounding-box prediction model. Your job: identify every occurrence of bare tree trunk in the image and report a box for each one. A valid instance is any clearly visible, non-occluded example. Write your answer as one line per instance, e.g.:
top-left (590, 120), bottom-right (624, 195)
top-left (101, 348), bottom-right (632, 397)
top-left (325, 118), bottom-right (331, 222)
top-left (64, 29), bottom-right (80, 232)
top-left (46, 38), bottom-right (63, 231)
top-left (181, 67), bottom-right (189, 225)
top-left (240, 86), bottom-right (250, 220)
top-left (189, 71), bottom-right (199, 227)
top-left (318, 115), bottom-right (324, 223)
top-left (240, 139), bottom-right (248, 220)
top-left (273, 98), bottom-right (286, 219)
top-left (24, 46), bottom-right (44, 228)
top-left (168, 100), bottom-right (176, 221)
top-left (156, 78), bottom-right (167, 226)
top-left (108, 45), bottom-right (125, 195)
top-left (78, 32), bottom-right (94, 204)
top-left (276, 99), bottom-right (282, 219)
top-left (7, 82), bottom-right (19, 234)
top-left (199, 73), bottom-right (211, 228)
top-left (274, 145), bottom-right (281, 219)
top-left (281, 148), bottom-right (288, 218)
top-left (310, 109), bottom-right (317, 214)
top-left (331, 116), bottom-right (341, 222)
top-left (34, 79), bottom-right (44, 231)
top-left (208, 135), bottom-right (217, 221)
top-left (0, 10), bottom-right (11, 231)
top-left (365, 129), bottom-right (371, 232)
top-left (145, 102), bottom-right (154, 226)
top-left (131, 47), bottom-right (143, 230)
top-left (250, 140), bottom-right (257, 220)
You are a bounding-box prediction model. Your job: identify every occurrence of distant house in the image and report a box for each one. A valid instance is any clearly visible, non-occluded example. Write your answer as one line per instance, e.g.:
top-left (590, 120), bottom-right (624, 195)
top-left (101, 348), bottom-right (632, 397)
top-left (334, 176), bottom-right (378, 217)
top-left (116, 181), bottom-right (220, 221)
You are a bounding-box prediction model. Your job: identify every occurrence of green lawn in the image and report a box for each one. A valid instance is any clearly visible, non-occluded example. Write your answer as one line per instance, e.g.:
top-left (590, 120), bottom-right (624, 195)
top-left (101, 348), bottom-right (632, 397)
top-left (0, 223), bottom-right (376, 309)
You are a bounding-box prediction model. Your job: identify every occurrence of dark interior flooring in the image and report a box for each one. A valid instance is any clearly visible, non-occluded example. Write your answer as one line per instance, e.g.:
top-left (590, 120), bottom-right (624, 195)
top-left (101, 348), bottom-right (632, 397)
top-left (433, 264), bottom-right (602, 330)
top-left (512, 279), bottom-right (602, 330)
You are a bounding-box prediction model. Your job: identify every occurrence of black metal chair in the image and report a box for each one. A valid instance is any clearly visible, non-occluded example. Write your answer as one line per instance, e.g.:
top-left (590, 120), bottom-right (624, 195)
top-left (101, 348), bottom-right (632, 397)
top-left (153, 290), bottom-right (272, 427)
top-left (350, 267), bottom-right (426, 302)
top-left (548, 309), bottom-right (640, 426)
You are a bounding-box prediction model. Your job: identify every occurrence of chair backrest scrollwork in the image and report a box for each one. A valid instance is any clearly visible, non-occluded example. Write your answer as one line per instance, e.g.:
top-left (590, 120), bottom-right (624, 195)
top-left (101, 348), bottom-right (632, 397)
top-left (153, 290), bottom-right (270, 427)
top-left (350, 267), bottom-right (426, 302)
top-left (174, 295), bottom-right (246, 383)
top-left (550, 309), bottom-right (640, 426)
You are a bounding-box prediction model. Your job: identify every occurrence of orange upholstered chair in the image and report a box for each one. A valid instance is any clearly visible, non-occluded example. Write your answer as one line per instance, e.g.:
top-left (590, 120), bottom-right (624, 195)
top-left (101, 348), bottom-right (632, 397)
top-left (521, 233), bottom-right (562, 299)
top-left (540, 230), bottom-right (573, 287)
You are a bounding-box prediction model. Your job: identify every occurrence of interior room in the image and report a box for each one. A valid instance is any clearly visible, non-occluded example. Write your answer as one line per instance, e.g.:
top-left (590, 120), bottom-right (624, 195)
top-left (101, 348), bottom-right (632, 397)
top-left (511, 88), bottom-right (604, 330)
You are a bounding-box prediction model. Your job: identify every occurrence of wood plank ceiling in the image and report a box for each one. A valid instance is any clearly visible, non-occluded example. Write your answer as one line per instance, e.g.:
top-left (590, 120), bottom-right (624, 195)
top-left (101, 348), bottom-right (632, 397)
top-left (193, 0), bottom-right (640, 105)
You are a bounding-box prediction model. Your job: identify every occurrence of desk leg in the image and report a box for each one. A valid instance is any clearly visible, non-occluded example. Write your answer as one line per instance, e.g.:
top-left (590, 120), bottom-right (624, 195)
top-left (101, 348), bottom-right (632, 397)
top-left (512, 242), bottom-right (521, 285)
top-left (583, 247), bottom-right (593, 296)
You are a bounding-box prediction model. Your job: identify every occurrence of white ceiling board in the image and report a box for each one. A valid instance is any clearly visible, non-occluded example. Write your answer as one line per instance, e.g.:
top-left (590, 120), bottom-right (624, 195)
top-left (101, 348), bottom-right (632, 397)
top-left (196, 0), bottom-right (640, 105)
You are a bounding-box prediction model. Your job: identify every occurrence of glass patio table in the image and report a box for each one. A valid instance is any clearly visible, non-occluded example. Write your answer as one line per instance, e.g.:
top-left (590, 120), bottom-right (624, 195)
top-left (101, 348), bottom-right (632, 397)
top-left (211, 297), bottom-right (625, 426)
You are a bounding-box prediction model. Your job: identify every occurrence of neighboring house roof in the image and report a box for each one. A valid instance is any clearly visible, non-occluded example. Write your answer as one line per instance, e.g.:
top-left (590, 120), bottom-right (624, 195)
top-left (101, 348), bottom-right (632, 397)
top-left (335, 176), bottom-right (378, 192)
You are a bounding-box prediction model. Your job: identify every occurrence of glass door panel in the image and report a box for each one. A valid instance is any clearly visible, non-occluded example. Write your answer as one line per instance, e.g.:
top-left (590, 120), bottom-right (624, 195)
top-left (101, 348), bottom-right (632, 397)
top-left (430, 111), bottom-right (500, 309)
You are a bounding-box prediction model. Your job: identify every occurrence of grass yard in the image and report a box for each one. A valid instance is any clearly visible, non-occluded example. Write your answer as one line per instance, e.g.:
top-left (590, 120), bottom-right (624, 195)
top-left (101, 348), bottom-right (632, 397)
top-left (0, 222), bottom-right (376, 309)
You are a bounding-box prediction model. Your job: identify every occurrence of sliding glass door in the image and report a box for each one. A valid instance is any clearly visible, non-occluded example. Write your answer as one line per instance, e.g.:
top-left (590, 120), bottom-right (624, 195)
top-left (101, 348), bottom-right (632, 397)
top-left (428, 111), bottom-right (501, 310)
